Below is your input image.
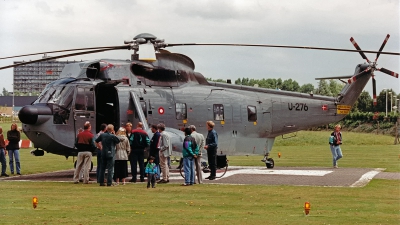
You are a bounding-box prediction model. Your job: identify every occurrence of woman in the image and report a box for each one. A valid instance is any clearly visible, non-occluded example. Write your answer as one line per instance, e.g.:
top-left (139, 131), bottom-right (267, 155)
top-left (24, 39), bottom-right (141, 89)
top-left (114, 127), bottom-right (130, 185)
top-left (7, 123), bottom-right (21, 175)
top-left (329, 124), bottom-right (343, 168)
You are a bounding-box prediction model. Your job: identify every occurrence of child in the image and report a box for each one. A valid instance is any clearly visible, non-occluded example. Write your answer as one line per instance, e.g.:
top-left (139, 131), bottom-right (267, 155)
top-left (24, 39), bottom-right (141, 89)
top-left (145, 156), bottom-right (157, 188)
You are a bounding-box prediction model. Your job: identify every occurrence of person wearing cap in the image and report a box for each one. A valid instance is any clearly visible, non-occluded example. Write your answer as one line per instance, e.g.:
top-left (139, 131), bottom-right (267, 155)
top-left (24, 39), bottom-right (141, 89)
top-left (73, 121), bottom-right (96, 184)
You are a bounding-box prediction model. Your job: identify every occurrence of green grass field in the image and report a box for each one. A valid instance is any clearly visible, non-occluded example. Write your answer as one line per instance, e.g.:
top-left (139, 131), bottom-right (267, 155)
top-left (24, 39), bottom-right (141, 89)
top-left (0, 124), bottom-right (399, 224)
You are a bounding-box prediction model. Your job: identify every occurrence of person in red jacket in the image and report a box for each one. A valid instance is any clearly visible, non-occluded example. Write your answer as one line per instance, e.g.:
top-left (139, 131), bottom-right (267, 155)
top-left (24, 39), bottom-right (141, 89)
top-left (0, 127), bottom-right (8, 177)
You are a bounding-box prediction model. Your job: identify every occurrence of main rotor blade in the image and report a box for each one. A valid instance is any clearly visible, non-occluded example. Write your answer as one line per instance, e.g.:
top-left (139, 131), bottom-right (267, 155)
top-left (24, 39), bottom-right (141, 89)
top-left (0, 46), bottom-right (129, 70)
top-left (315, 75), bottom-right (353, 80)
top-left (375, 34), bottom-right (390, 62)
top-left (350, 37), bottom-right (371, 62)
top-left (378, 67), bottom-right (399, 78)
top-left (0, 45), bottom-right (129, 60)
top-left (164, 43), bottom-right (400, 56)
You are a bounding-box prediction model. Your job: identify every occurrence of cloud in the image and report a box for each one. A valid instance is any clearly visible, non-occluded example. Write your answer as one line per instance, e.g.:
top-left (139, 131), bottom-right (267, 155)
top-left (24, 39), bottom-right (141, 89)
top-left (0, 0), bottom-right (398, 93)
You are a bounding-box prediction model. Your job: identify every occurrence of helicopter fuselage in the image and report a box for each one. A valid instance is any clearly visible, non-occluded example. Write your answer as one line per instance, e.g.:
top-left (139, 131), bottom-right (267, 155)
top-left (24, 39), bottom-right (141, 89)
top-left (19, 54), bottom-right (371, 159)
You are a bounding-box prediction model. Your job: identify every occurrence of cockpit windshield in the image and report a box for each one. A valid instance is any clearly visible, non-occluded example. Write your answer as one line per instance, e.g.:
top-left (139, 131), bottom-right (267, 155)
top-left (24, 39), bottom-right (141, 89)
top-left (35, 85), bottom-right (75, 110)
top-left (35, 83), bottom-right (75, 125)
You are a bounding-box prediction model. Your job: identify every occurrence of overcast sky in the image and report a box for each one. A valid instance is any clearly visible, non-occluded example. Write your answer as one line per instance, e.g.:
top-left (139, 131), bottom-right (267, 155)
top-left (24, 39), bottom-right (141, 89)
top-left (0, 0), bottom-right (399, 95)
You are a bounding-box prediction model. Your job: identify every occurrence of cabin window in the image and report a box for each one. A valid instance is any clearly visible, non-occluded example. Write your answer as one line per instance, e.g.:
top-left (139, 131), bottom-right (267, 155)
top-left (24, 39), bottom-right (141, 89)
top-left (175, 103), bottom-right (187, 120)
top-left (247, 105), bottom-right (257, 122)
top-left (213, 104), bottom-right (224, 121)
top-left (75, 87), bottom-right (94, 111)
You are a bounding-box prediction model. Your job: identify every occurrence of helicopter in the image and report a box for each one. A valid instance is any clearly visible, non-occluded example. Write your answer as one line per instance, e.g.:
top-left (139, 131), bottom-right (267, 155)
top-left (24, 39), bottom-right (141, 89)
top-left (0, 33), bottom-right (398, 168)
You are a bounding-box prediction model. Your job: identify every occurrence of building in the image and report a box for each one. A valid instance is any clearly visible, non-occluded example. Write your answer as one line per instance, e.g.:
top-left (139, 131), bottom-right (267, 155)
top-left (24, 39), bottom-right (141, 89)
top-left (0, 96), bottom-right (38, 116)
top-left (13, 58), bottom-right (73, 95)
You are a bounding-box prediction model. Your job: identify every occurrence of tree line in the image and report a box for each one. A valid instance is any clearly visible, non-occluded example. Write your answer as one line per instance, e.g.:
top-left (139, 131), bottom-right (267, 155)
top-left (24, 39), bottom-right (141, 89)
top-left (207, 77), bottom-right (400, 114)
top-left (1, 88), bottom-right (41, 97)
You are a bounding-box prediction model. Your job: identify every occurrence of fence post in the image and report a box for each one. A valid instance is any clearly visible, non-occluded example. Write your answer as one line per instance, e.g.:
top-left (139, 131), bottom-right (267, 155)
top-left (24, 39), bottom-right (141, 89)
top-left (377, 121), bottom-right (379, 135)
top-left (395, 119), bottom-right (399, 145)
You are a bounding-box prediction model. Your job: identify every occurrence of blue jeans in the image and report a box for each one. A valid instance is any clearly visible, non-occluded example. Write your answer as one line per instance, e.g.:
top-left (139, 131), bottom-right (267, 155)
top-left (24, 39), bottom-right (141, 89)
top-left (0, 148), bottom-right (6, 174)
top-left (183, 157), bottom-right (195, 185)
top-left (99, 156), bottom-right (114, 186)
top-left (8, 149), bottom-right (20, 174)
top-left (330, 145), bottom-right (343, 166)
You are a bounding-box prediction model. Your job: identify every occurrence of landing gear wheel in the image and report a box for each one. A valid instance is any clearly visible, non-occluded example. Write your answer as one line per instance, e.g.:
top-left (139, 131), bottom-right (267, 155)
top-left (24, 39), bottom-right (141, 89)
top-left (265, 158), bottom-right (274, 168)
top-left (74, 160), bottom-right (94, 172)
top-left (180, 159), bottom-right (229, 179)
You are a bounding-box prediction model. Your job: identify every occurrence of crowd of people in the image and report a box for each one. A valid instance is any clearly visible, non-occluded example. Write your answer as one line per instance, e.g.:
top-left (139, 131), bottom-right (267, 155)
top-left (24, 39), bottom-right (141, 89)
top-left (73, 120), bottom-right (219, 187)
top-left (0, 120), bottom-right (343, 183)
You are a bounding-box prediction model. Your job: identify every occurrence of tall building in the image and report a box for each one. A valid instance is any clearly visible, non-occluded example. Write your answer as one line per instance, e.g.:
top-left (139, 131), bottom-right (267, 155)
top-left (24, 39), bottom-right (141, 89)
top-left (13, 58), bottom-right (73, 95)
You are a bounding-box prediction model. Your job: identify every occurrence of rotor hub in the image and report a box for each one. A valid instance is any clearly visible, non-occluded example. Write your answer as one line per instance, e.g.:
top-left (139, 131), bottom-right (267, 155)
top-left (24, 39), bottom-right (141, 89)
top-left (134, 33), bottom-right (157, 42)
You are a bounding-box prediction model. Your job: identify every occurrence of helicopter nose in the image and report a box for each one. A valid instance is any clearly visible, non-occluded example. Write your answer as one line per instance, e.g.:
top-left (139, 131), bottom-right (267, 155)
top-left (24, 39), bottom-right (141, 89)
top-left (19, 105), bottom-right (52, 125)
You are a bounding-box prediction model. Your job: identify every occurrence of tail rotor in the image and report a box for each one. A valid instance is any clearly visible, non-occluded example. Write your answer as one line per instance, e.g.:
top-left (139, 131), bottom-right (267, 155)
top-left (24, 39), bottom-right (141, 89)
top-left (347, 34), bottom-right (398, 107)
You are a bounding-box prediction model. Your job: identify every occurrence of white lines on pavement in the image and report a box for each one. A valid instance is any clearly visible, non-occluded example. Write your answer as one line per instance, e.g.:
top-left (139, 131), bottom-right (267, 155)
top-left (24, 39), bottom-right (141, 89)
top-left (168, 169), bottom-right (332, 180)
top-left (219, 169), bottom-right (333, 179)
top-left (350, 168), bottom-right (385, 187)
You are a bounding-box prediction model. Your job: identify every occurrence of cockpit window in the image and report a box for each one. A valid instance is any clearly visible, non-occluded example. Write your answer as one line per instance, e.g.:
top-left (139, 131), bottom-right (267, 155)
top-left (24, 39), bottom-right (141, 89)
top-left (213, 104), bottom-right (224, 121)
top-left (247, 105), bottom-right (257, 122)
top-left (35, 85), bottom-right (74, 109)
top-left (175, 103), bottom-right (187, 120)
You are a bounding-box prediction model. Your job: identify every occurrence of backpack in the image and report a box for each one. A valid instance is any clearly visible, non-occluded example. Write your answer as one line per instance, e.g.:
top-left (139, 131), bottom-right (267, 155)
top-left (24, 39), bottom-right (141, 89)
top-left (329, 135), bottom-right (334, 145)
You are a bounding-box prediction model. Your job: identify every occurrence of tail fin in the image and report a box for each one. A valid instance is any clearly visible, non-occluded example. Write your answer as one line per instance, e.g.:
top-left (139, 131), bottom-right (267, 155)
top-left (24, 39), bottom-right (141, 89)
top-left (336, 64), bottom-right (371, 106)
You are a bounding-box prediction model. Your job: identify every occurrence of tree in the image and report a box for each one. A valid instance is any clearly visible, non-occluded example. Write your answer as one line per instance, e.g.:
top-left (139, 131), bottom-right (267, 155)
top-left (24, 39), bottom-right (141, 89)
top-left (353, 91), bottom-right (372, 112)
top-left (281, 79), bottom-right (300, 92)
top-left (300, 83), bottom-right (315, 93)
top-left (329, 80), bottom-right (344, 96)
top-left (2, 88), bottom-right (9, 96)
top-left (315, 80), bottom-right (331, 96)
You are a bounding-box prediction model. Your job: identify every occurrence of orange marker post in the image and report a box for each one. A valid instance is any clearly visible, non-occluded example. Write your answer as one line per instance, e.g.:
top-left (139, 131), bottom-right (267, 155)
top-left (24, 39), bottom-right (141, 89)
top-left (304, 202), bottom-right (310, 215)
top-left (33, 197), bottom-right (38, 209)
top-left (278, 152), bottom-right (281, 158)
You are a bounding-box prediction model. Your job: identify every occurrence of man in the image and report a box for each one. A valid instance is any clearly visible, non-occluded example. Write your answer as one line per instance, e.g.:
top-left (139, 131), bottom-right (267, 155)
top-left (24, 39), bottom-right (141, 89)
top-left (149, 124), bottom-right (161, 180)
top-left (95, 123), bottom-right (107, 183)
top-left (181, 127), bottom-right (197, 186)
top-left (204, 121), bottom-right (218, 180)
top-left (95, 124), bottom-right (120, 186)
top-left (0, 127), bottom-right (9, 177)
top-left (129, 122), bottom-right (150, 182)
top-left (189, 125), bottom-right (205, 184)
top-left (73, 121), bottom-right (96, 184)
top-left (158, 123), bottom-right (172, 184)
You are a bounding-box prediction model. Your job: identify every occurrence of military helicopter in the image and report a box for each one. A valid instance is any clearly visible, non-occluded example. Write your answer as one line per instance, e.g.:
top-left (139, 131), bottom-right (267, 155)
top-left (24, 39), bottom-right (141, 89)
top-left (0, 33), bottom-right (398, 168)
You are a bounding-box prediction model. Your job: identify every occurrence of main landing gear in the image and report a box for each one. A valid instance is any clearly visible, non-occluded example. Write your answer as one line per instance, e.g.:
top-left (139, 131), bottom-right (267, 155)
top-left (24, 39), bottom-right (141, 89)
top-left (180, 154), bottom-right (229, 179)
top-left (261, 153), bottom-right (274, 169)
